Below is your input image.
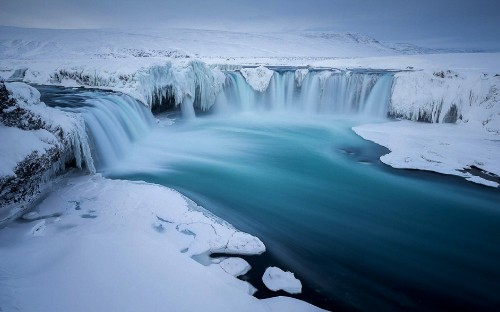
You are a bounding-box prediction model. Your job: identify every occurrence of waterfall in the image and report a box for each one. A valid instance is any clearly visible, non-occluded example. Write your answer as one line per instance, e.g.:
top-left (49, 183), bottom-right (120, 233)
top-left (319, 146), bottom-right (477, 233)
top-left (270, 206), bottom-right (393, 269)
top-left (39, 69), bottom-right (394, 171)
top-left (41, 88), bottom-right (155, 171)
top-left (214, 70), bottom-right (394, 117)
top-left (81, 94), bottom-right (154, 169)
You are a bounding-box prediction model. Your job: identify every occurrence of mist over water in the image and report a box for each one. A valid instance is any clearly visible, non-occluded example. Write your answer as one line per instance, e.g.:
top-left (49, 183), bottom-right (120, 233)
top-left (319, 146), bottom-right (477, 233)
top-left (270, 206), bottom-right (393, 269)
top-left (38, 82), bottom-right (500, 311)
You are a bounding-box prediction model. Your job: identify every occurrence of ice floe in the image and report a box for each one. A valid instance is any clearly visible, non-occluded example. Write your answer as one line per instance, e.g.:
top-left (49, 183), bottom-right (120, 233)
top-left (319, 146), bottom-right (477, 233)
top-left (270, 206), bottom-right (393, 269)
top-left (262, 266), bottom-right (303, 294)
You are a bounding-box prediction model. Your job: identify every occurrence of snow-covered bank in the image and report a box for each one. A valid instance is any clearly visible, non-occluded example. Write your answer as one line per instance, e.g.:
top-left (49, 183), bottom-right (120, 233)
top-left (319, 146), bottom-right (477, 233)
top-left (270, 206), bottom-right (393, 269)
top-left (0, 82), bottom-right (94, 223)
top-left (353, 121), bottom-right (500, 188)
top-left (0, 173), bottom-right (324, 312)
top-left (390, 71), bottom-right (500, 130)
top-left (352, 63), bottom-right (500, 187)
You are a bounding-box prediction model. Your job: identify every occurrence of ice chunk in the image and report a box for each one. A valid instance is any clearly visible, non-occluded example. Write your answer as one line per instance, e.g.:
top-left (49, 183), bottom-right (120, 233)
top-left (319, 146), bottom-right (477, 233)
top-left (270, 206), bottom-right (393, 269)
top-left (294, 68), bottom-right (309, 87)
top-left (219, 257), bottom-right (251, 277)
top-left (240, 66), bottom-right (274, 92)
top-left (262, 266), bottom-right (302, 294)
top-left (225, 231), bottom-right (266, 255)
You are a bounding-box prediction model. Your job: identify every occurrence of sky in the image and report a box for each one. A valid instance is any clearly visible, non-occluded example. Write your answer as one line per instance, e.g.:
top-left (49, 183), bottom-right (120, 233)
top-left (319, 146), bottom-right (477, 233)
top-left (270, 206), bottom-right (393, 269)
top-left (1, 0), bottom-right (499, 50)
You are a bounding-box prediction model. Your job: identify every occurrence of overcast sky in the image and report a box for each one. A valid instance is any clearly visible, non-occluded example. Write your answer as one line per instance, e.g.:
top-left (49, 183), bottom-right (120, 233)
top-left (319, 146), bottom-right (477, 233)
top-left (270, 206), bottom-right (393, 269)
top-left (1, 0), bottom-right (499, 50)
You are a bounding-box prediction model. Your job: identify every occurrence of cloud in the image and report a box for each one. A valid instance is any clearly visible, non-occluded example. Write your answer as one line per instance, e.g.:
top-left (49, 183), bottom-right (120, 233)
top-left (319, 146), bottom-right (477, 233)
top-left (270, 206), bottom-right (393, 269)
top-left (0, 0), bottom-right (499, 49)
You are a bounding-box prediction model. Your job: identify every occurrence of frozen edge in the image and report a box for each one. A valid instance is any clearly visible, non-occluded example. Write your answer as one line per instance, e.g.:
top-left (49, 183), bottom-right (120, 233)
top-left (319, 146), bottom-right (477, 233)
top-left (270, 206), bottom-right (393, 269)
top-left (352, 121), bottom-right (500, 188)
top-left (0, 173), bottom-right (325, 311)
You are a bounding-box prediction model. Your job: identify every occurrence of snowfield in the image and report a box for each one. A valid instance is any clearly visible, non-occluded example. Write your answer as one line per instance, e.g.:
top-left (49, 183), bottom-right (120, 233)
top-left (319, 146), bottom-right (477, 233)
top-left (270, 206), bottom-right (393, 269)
top-left (0, 173), bottom-right (324, 312)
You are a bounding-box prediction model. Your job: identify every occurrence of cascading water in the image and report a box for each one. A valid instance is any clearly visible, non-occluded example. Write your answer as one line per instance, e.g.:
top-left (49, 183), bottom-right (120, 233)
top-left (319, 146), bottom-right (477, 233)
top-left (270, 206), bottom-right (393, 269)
top-left (214, 70), bottom-right (393, 117)
top-left (38, 86), bottom-right (154, 170)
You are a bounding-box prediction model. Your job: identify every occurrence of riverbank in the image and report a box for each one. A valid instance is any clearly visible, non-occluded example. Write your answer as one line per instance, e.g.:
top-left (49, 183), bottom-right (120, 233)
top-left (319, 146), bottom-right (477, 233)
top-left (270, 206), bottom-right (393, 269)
top-left (0, 172), bottom-right (323, 312)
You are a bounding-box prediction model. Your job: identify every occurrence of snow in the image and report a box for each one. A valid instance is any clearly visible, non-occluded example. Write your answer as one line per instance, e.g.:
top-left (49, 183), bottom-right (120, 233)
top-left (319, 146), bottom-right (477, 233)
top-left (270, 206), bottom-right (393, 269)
top-left (353, 121), bottom-right (500, 188)
top-left (294, 68), bottom-right (309, 87)
top-left (219, 257), bottom-right (251, 277)
top-left (0, 126), bottom-right (57, 176)
top-left (0, 27), bottom-right (408, 59)
top-left (240, 66), bottom-right (275, 92)
top-left (262, 267), bottom-right (303, 294)
top-left (1, 82), bottom-right (95, 176)
top-left (5, 81), bottom-right (41, 105)
top-left (390, 71), bottom-right (500, 129)
top-left (0, 174), bottom-right (324, 312)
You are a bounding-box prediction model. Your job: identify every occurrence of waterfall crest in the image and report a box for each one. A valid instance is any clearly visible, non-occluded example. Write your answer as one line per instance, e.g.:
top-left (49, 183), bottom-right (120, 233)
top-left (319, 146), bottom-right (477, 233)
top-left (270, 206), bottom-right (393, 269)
top-left (215, 70), bottom-right (394, 117)
top-left (41, 87), bottom-right (155, 171)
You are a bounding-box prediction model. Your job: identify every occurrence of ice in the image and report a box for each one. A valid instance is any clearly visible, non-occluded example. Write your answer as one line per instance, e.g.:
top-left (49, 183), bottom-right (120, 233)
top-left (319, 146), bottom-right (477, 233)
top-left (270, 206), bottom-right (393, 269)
top-left (138, 61), bottom-right (225, 112)
top-left (240, 66), bottom-right (275, 92)
top-left (262, 266), bottom-right (303, 294)
top-left (353, 120), bottom-right (500, 187)
top-left (2, 82), bottom-right (95, 174)
top-left (0, 174), bottom-right (323, 311)
top-left (390, 71), bottom-right (500, 130)
top-left (262, 297), bottom-right (326, 312)
top-left (294, 68), bottom-right (309, 87)
top-left (465, 175), bottom-right (499, 188)
top-left (219, 257), bottom-right (251, 276)
top-left (5, 81), bottom-right (41, 105)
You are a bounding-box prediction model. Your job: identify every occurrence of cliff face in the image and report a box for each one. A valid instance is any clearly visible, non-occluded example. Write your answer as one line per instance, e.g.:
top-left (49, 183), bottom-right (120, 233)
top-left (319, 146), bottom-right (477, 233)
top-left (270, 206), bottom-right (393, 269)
top-left (0, 82), bottom-right (94, 223)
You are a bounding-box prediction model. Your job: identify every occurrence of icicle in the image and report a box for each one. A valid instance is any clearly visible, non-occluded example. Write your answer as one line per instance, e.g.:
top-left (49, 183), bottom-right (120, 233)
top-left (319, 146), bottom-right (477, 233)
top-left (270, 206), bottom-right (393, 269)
top-left (137, 60), bottom-right (225, 113)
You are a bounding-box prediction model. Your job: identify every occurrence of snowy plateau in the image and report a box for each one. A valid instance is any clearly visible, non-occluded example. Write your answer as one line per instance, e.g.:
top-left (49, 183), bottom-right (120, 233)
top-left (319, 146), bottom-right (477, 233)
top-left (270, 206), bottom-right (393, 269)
top-left (0, 26), bottom-right (499, 312)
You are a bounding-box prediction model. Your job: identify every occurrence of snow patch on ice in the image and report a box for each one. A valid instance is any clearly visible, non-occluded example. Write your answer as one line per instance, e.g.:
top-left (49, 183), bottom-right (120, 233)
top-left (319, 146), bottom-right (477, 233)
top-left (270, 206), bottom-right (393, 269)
top-left (294, 68), bottom-right (309, 87)
top-left (353, 120), bottom-right (500, 187)
top-left (262, 296), bottom-right (327, 312)
top-left (240, 66), bottom-right (274, 92)
top-left (262, 266), bottom-right (303, 294)
top-left (465, 175), bottom-right (499, 188)
top-left (220, 257), bottom-right (251, 277)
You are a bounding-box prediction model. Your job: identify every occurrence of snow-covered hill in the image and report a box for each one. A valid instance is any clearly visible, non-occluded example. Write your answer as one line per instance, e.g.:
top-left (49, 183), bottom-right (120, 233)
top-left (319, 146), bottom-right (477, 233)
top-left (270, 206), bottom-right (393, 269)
top-left (0, 26), bottom-right (432, 59)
